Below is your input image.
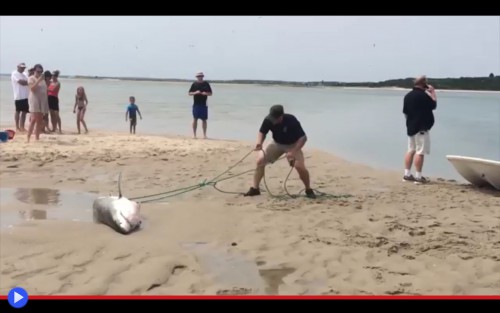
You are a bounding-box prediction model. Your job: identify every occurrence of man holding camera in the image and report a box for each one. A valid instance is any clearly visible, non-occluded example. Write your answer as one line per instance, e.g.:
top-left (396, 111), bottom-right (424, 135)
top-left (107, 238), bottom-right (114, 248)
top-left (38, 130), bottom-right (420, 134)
top-left (402, 75), bottom-right (437, 184)
top-left (244, 104), bottom-right (316, 199)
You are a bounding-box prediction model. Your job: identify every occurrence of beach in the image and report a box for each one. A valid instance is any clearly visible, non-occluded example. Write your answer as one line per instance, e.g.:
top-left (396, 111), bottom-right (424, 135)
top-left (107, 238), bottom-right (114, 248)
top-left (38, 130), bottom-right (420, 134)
top-left (1, 130), bottom-right (499, 295)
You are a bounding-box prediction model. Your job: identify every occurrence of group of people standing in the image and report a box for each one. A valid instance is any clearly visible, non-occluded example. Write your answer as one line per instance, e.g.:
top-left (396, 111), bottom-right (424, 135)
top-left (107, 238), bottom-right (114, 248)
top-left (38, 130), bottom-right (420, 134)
top-left (11, 64), bottom-right (436, 197)
top-left (10, 62), bottom-right (89, 142)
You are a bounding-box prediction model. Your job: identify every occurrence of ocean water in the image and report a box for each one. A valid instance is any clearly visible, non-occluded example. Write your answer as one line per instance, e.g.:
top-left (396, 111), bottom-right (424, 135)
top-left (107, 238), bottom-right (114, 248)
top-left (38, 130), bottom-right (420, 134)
top-left (1, 76), bottom-right (499, 181)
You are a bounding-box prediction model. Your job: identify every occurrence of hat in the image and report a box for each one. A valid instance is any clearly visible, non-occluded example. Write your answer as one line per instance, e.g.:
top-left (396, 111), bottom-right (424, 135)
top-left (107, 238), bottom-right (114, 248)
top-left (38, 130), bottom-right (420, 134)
top-left (195, 72), bottom-right (204, 77)
top-left (17, 63), bottom-right (27, 68)
top-left (266, 104), bottom-right (284, 123)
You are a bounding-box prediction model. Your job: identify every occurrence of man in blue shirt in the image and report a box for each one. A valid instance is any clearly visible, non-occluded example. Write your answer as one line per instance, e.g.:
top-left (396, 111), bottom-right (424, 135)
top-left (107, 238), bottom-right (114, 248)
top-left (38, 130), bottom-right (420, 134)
top-left (188, 72), bottom-right (212, 139)
top-left (125, 96), bottom-right (142, 134)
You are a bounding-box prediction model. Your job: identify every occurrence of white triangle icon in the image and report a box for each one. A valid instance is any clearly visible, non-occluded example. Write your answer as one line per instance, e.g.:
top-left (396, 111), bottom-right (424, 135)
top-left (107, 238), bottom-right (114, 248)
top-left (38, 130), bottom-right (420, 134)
top-left (14, 292), bottom-right (23, 303)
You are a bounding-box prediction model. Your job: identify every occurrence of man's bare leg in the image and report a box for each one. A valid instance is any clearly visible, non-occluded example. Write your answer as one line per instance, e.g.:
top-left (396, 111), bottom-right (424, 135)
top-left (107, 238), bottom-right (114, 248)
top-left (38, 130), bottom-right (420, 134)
top-left (243, 161), bottom-right (266, 197)
top-left (403, 150), bottom-right (416, 181)
top-left (202, 120), bottom-right (207, 139)
top-left (192, 118), bottom-right (198, 139)
top-left (412, 153), bottom-right (429, 184)
top-left (293, 160), bottom-right (316, 198)
top-left (414, 153), bottom-right (424, 176)
top-left (20, 112), bottom-right (28, 131)
top-left (414, 154), bottom-right (423, 172)
top-left (246, 145), bottom-right (299, 197)
top-left (15, 111), bottom-right (20, 131)
top-left (294, 163), bottom-right (311, 190)
top-left (252, 164), bottom-right (266, 189)
top-left (404, 150), bottom-right (415, 172)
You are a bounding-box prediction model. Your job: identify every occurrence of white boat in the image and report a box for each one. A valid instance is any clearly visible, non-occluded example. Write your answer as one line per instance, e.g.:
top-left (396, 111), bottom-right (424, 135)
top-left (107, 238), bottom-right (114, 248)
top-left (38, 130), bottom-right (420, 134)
top-left (446, 155), bottom-right (500, 190)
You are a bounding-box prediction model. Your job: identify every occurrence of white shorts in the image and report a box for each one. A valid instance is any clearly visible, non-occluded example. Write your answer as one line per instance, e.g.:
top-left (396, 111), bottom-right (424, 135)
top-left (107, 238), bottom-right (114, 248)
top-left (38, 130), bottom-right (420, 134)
top-left (408, 131), bottom-right (430, 155)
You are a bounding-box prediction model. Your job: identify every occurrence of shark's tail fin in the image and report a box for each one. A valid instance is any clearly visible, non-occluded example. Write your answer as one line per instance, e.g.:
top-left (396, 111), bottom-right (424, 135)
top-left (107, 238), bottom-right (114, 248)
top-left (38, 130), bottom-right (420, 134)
top-left (118, 172), bottom-right (123, 199)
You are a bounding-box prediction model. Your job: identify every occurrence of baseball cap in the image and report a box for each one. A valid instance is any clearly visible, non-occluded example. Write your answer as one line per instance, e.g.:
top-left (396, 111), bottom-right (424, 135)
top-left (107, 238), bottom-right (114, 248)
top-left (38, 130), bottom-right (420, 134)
top-left (266, 104), bottom-right (284, 123)
top-left (195, 72), bottom-right (204, 77)
top-left (18, 63), bottom-right (27, 68)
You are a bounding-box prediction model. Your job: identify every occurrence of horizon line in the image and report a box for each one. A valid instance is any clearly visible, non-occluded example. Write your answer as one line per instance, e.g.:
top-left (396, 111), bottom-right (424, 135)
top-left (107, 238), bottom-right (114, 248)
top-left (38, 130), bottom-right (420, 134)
top-left (1, 73), bottom-right (498, 84)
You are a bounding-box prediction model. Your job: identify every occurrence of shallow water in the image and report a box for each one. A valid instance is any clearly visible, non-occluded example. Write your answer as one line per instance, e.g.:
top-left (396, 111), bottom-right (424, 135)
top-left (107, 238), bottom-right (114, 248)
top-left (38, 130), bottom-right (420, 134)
top-left (180, 242), bottom-right (298, 295)
top-left (2, 77), bottom-right (499, 180)
top-left (0, 187), bottom-right (97, 229)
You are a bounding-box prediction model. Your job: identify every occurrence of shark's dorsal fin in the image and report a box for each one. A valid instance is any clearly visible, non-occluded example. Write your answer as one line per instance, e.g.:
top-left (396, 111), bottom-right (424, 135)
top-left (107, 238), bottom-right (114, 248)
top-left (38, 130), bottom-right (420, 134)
top-left (117, 172), bottom-right (123, 199)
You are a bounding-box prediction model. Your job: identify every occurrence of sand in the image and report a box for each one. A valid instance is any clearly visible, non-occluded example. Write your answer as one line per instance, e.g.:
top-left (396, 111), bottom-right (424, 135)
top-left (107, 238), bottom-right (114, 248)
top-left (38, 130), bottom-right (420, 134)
top-left (0, 129), bottom-right (499, 296)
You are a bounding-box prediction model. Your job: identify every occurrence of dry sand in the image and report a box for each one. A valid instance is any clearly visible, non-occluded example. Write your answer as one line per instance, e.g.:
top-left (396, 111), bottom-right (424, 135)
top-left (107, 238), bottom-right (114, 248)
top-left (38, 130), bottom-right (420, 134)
top-left (0, 129), bottom-right (499, 296)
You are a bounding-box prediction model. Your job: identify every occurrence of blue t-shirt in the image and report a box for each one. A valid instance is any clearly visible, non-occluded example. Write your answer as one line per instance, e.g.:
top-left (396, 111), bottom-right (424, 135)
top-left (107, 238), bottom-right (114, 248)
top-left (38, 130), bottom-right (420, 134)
top-left (127, 103), bottom-right (139, 117)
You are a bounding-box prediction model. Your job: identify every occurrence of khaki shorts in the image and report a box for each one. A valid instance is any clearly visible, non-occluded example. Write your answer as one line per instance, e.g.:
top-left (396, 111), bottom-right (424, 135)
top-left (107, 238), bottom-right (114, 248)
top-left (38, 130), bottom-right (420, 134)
top-left (263, 141), bottom-right (304, 164)
top-left (408, 131), bottom-right (430, 155)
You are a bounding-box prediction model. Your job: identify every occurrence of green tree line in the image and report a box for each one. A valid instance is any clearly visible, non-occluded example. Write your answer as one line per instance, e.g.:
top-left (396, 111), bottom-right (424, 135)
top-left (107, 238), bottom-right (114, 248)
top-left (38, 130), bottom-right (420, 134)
top-left (29, 73), bottom-right (498, 91)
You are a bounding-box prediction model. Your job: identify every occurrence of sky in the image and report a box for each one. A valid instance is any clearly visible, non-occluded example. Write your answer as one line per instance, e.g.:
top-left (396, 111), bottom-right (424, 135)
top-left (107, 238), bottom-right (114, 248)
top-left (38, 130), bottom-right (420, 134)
top-left (1, 16), bottom-right (499, 82)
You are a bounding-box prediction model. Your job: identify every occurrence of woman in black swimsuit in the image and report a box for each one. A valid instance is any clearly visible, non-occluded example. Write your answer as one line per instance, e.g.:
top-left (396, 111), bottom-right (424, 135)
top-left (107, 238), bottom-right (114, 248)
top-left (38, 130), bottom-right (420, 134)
top-left (73, 86), bottom-right (89, 134)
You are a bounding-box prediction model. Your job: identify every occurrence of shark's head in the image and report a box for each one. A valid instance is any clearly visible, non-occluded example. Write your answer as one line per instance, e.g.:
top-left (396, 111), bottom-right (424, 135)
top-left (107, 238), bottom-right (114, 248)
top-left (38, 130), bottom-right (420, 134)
top-left (115, 197), bottom-right (141, 232)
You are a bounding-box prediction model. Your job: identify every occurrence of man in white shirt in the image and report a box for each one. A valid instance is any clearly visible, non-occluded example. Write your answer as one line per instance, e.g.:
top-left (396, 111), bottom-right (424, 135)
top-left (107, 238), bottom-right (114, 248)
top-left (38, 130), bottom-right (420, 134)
top-left (11, 62), bottom-right (30, 132)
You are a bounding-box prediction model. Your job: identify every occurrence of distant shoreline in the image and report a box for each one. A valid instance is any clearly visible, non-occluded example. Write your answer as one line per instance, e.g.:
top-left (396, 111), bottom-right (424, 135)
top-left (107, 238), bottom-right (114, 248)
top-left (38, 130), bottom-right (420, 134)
top-left (2, 73), bottom-right (499, 92)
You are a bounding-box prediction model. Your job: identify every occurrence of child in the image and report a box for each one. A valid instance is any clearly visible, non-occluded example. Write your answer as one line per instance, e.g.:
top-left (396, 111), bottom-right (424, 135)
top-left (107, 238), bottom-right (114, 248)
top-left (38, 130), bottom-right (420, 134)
top-left (125, 96), bottom-right (142, 134)
top-left (73, 86), bottom-right (89, 134)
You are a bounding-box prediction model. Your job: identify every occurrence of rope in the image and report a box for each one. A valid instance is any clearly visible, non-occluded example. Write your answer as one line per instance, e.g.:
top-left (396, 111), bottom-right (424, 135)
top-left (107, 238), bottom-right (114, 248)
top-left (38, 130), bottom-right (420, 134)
top-left (260, 149), bottom-right (352, 200)
top-left (124, 147), bottom-right (352, 203)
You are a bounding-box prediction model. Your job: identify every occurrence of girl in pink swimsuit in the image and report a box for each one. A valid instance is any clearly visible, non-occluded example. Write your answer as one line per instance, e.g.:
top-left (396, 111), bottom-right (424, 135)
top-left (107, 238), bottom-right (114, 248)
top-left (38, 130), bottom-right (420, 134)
top-left (48, 70), bottom-right (62, 133)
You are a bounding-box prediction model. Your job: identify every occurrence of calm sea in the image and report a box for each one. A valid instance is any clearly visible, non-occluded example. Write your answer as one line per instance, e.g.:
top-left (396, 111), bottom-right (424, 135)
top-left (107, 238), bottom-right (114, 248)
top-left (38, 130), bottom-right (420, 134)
top-left (1, 76), bottom-right (499, 181)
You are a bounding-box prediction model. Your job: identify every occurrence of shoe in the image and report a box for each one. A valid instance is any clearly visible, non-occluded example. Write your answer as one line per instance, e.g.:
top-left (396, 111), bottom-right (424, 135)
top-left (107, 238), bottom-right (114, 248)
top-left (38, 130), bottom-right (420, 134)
top-left (305, 189), bottom-right (316, 199)
top-left (402, 175), bottom-right (416, 182)
top-left (414, 177), bottom-right (429, 184)
top-left (243, 187), bottom-right (261, 197)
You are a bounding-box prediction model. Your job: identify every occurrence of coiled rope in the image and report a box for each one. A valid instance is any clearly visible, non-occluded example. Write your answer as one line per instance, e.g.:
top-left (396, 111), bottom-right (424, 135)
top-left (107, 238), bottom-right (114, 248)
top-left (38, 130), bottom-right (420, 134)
top-left (119, 148), bottom-right (352, 203)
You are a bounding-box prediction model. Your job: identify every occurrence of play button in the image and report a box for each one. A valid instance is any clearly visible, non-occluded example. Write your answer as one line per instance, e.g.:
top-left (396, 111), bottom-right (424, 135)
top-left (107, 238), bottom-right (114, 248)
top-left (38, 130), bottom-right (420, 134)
top-left (8, 287), bottom-right (28, 309)
top-left (14, 292), bottom-right (23, 302)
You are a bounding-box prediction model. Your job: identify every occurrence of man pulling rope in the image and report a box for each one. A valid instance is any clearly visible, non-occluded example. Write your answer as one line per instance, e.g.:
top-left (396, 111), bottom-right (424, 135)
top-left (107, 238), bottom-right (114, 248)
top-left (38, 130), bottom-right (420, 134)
top-left (244, 104), bottom-right (316, 199)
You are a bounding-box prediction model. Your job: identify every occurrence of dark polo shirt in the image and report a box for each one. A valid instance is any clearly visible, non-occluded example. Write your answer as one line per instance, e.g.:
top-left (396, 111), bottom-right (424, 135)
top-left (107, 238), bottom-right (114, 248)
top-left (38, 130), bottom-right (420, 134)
top-left (403, 87), bottom-right (437, 136)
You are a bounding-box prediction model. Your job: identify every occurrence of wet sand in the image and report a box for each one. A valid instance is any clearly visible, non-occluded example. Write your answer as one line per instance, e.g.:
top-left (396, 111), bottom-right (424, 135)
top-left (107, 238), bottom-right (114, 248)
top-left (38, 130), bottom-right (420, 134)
top-left (0, 130), bottom-right (499, 295)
